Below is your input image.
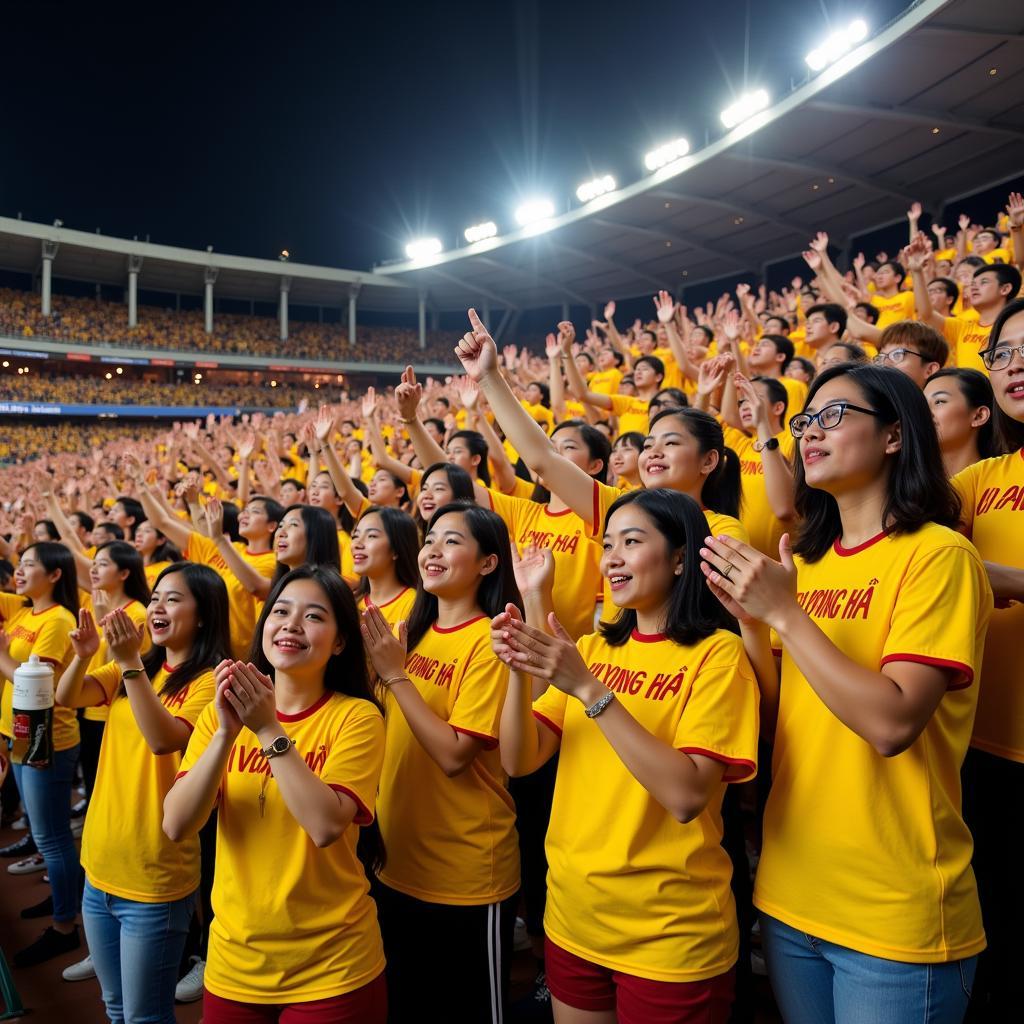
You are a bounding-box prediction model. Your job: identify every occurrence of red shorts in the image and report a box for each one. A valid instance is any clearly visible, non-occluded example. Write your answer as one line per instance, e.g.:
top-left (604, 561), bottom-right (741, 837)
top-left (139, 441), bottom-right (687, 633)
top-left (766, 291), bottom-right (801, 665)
top-left (545, 938), bottom-right (734, 1024)
top-left (202, 973), bottom-right (387, 1024)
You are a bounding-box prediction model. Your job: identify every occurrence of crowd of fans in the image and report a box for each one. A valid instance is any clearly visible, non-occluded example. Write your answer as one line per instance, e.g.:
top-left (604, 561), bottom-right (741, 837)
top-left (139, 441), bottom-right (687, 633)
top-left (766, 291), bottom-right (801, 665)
top-left (0, 287), bottom-right (460, 362)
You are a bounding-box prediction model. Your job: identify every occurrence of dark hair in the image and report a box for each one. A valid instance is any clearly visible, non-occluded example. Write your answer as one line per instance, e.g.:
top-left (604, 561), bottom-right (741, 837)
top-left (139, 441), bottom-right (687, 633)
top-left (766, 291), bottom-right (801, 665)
top-left (249, 565), bottom-right (386, 873)
top-left (405, 502), bottom-right (523, 654)
top-left (0, 558), bottom-right (14, 583)
top-left (94, 541), bottom-right (150, 606)
top-left (974, 262), bottom-right (1023, 304)
top-left (608, 349), bottom-right (625, 367)
top-left (792, 364), bottom-right (960, 562)
top-left (599, 489), bottom-right (737, 647)
top-left (929, 276), bottom-right (959, 305)
top-left (139, 563), bottom-right (231, 700)
top-left (354, 506), bottom-right (420, 598)
top-left (647, 407), bottom-right (742, 518)
top-left (613, 431), bottom-right (645, 452)
top-left (95, 522), bottom-right (124, 542)
top-left (423, 416), bottom-right (447, 438)
top-left (692, 325), bottom-right (714, 345)
top-left (250, 495), bottom-right (286, 531)
top-left (33, 519), bottom-right (60, 542)
top-left (70, 510), bottom-right (95, 534)
top-left (279, 476), bottom-right (305, 494)
top-left (824, 341), bottom-right (868, 364)
top-left (633, 355), bottom-right (665, 384)
top-left (21, 542), bottom-right (78, 618)
top-left (765, 314), bottom-right (790, 335)
top-left (877, 259), bottom-right (906, 284)
top-left (220, 501), bottom-right (242, 544)
top-left (527, 380), bottom-right (551, 408)
top-left (113, 496), bottom-right (146, 540)
top-left (417, 461), bottom-right (476, 531)
top-left (370, 469), bottom-right (410, 510)
top-left (532, 419), bottom-right (611, 502)
top-left (448, 430), bottom-right (491, 487)
top-left (649, 387), bottom-right (689, 412)
top-left (751, 376), bottom-right (789, 416)
top-left (272, 504), bottom-right (341, 585)
top-left (854, 302), bottom-right (880, 325)
top-left (574, 350), bottom-right (595, 369)
top-left (982, 297), bottom-right (1024, 450)
top-left (924, 368), bottom-right (1001, 461)
top-left (759, 333), bottom-right (795, 370)
top-left (806, 302), bottom-right (848, 335)
top-left (789, 356), bottom-right (816, 380)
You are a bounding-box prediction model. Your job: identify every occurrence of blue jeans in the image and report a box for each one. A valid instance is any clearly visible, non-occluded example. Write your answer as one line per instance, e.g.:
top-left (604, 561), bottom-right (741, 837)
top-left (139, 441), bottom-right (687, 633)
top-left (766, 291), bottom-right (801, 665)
top-left (12, 744), bottom-right (80, 923)
top-left (83, 879), bottom-right (195, 1024)
top-left (760, 913), bottom-right (976, 1024)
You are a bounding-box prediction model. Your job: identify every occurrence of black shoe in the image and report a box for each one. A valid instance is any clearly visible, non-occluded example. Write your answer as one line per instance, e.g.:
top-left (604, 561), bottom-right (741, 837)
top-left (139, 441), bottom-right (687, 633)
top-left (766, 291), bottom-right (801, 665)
top-left (13, 926), bottom-right (80, 968)
top-left (21, 895), bottom-right (53, 919)
top-left (0, 834), bottom-right (36, 858)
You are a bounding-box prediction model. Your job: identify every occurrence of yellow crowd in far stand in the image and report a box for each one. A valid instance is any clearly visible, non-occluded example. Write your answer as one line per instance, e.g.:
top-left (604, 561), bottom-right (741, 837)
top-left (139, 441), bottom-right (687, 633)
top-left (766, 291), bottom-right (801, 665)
top-left (0, 193), bottom-right (1022, 1024)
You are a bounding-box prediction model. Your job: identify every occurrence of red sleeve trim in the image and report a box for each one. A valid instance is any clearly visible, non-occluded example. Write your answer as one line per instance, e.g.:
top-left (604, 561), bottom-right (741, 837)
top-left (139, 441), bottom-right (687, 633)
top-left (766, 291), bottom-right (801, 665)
top-left (590, 479), bottom-right (601, 538)
top-left (678, 747), bottom-right (757, 782)
top-left (532, 710), bottom-right (563, 737)
top-left (880, 653), bottom-right (974, 690)
top-left (770, 647), bottom-right (782, 658)
top-left (174, 770), bottom-right (188, 781)
top-left (174, 717), bottom-right (196, 734)
top-left (451, 725), bottom-right (498, 750)
top-left (328, 783), bottom-right (373, 825)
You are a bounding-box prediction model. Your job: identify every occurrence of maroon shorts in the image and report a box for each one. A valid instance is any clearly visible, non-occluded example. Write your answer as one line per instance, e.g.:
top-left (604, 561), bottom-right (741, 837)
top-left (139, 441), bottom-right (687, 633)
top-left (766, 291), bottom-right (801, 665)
top-left (545, 938), bottom-right (734, 1024)
top-left (202, 973), bottom-right (387, 1024)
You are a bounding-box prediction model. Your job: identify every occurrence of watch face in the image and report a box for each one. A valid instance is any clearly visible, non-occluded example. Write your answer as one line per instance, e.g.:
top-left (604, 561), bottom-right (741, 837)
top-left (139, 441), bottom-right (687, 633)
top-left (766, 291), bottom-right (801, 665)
top-left (270, 737), bottom-right (290, 754)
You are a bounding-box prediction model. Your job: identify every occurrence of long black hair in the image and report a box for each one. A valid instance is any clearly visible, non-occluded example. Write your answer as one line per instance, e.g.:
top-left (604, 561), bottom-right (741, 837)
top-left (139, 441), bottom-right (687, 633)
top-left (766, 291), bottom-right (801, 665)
top-left (138, 562), bottom-right (231, 700)
top-left (94, 540), bottom-right (151, 607)
top-left (272, 504), bottom-right (341, 585)
top-left (599, 489), bottom-right (737, 646)
top-left (353, 507), bottom-right (421, 598)
top-left (647, 407), bottom-right (742, 518)
top-left (113, 496), bottom-right (146, 541)
top-left (250, 565), bottom-right (386, 873)
top-left (447, 430), bottom-right (492, 487)
top-left (21, 542), bottom-right (79, 619)
top-left (924, 367), bottom-right (1002, 461)
top-left (416, 462), bottom-right (477, 533)
top-left (792, 363), bottom-right (961, 562)
top-left (983, 297), bottom-right (1024, 452)
top-left (532, 419), bottom-right (611, 503)
top-left (405, 502), bottom-right (523, 653)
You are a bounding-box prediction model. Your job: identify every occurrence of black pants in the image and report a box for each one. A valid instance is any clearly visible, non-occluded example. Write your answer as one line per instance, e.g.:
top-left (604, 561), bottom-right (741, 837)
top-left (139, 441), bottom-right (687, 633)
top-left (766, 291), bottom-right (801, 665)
top-left (180, 807), bottom-right (217, 970)
top-left (78, 717), bottom-right (105, 802)
top-left (510, 754), bottom-right (557, 936)
top-left (962, 747), bottom-right (1023, 1020)
top-left (373, 881), bottom-right (517, 1024)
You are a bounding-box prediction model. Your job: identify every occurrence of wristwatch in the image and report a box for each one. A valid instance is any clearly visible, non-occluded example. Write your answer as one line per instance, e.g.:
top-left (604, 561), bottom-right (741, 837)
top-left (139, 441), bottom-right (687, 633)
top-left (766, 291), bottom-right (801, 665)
top-left (261, 735), bottom-right (295, 759)
top-left (753, 437), bottom-right (780, 453)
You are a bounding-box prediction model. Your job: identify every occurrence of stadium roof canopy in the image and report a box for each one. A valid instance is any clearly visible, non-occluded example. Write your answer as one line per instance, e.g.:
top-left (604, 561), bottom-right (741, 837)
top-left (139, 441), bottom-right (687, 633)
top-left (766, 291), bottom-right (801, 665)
top-left (372, 0), bottom-right (1024, 317)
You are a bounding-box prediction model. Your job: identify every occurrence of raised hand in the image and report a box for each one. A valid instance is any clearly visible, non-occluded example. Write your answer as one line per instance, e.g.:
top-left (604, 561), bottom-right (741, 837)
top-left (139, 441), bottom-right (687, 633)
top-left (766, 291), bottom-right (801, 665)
top-left (502, 344), bottom-right (518, 372)
top-left (313, 404), bottom-right (335, 444)
top-left (721, 309), bottom-right (740, 341)
top-left (557, 320), bottom-right (575, 353)
top-left (453, 308), bottom-right (499, 381)
top-left (213, 659), bottom-right (244, 739)
top-left (931, 223), bottom-right (947, 241)
top-left (509, 542), bottom-right (554, 598)
top-left (653, 290), bottom-right (676, 324)
top-left (907, 201), bottom-right (922, 222)
top-left (220, 661), bottom-right (277, 734)
top-left (958, 213), bottom-right (971, 233)
top-left (69, 609), bottom-right (101, 661)
top-left (735, 373), bottom-right (769, 429)
top-left (453, 375), bottom-right (480, 411)
top-left (852, 251), bottom-right (866, 272)
top-left (809, 231), bottom-right (829, 254)
top-left (1007, 191), bottom-right (1024, 229)
top-left (361, 386), bottom-right (380, 421)
top-left (360, 604), bottom-right (408, 681)
top-left (394, 366), bottom-right (424, 421)
top-left (603, 300), bottom-right (616, 321)
top-left (802, 249), bottom-right (822, 272)
top-left (492, 612), bottom-right (597, 700)
top-left (102, 607), bottom-right (147, 667)
top-left (544, 333), bottom-right (560, 361)
top-left (204, 497), bottom-right (225, 538)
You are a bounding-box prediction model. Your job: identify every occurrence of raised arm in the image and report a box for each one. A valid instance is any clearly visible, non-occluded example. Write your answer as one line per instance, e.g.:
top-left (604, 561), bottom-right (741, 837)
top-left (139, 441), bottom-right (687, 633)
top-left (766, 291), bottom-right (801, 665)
top-left (735, 374), bottom-right (795, 523)
top-left (307, 409), bottom-right (365, 519)
top-left (205, 499), bottom-right (272, 600)
top-left (394, 367), bottom-right (448, 469)
top-left (455, 376), bottom-right (517, 494)
top-left (905, 235), bottom-right (946, 331)
top-left (122, 455), bottom-right (193, 553)
top-left (560, 324), bottom-right (614, 412)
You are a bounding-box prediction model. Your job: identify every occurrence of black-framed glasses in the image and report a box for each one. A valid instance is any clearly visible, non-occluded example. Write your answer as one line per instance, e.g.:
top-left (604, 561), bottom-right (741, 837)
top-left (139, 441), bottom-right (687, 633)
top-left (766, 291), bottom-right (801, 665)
top-left (981, 343), bottom-right (1024, 371)
top-left (789, 401), bottom-right (886, 438)
top-left (872, 348), bottom-right (925, 366)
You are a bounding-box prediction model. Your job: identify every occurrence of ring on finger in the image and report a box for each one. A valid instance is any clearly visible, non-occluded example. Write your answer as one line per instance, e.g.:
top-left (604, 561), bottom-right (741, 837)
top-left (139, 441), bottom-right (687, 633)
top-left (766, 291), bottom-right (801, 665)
top-left (721, 562), bottom-right (735, 581)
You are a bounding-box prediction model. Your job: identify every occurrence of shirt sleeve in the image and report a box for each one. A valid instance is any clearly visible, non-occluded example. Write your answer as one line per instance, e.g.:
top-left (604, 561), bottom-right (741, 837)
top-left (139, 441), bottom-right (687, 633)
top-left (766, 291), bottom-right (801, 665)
top-left (880, 541), bottom-right (993, 689)
top-left (532, 684), bottom-right (569, 738)
top-left (320, 703), bottom-right (385, 826)
top-left (675, 632), bottom-right (759, 782)
top-left (31, 615), bottom-right (73, 672)
top-left (89, 661), bottom-right (123, 705)
top-left (587, 480), bottom-right (623, 540)
top-left (177, 701), bottom-right (218, 778)
top-left (0, 593), bottom-right (22, 624)
top-left (447, 638), bottom-right (510, 749)
top-left (184, 531), bottom-right (217, 566)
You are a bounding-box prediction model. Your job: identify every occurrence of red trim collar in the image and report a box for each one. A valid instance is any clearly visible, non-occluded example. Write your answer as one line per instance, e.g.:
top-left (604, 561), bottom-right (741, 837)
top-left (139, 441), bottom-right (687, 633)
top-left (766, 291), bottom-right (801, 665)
top-left (374, 587), bottom-right (410, 610)
top-left (542, 505), bottom-right (573, 518)
top-left (630, 628), bottom-right (667, 643)
top-left (277, 690), bottom-right (331, 722)
top-left (833, 529), bottom-right (889, 556)
top-left (432, 615), bottom-right (486, 634)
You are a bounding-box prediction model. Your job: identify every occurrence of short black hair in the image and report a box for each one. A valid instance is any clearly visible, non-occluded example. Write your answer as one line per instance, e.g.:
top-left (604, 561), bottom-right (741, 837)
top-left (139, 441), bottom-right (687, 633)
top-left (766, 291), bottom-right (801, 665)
top-left (854, 302), bottom-right (880, 325)
top-left (927, 276), bottom-right (959, 305)
top-left (760, 333), bottom-right (794, 370)
top-left (806, 302), bottom-right (848, 335)
top-left (974, 262), bottom-right (1022, 303)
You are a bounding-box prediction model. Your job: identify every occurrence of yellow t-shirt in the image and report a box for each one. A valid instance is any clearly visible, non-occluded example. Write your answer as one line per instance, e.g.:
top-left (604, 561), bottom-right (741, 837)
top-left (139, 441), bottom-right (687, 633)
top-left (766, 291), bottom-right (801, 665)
top-left (754, 524), bottom-right (991, 962)
top-left (780, 377), bottom-right (809, 424)
top-left (521, 401), bottom-right (555, 434)
top-left (179, 692), bottom-right (386, 1003)
top-left (0, 596), bottom-right (77, 759)
top-left (497, 476), bottom-right (537, 501)
top-left (185, 534), bottom-right (276, 660)
top-left (588, 368), bottom-right (623, 397)
top-left (81, 597), bottom-right (151, 724)
top-left (609, 393), bottom-right (650, 437)
top-left (953, 452), bottom-right (1024, 762)
top-left (723, 425), bottom-right (796, 557)
top-left (357, 587), bottom-right (415, 628)
top-left (82, 664), bottom-right (214, 902)
top-left (376, 615), bottom-right (519, 905)
top-left (144, 561), bottom-right (173, 588)
top-left (942, 317), bottom-right (992, 374)
top-left (870, 290), bottom-right (916, 329)
top-left (488, 491), bottom-right (602, 641)
top-left (338, 529), bottom-right (356, 586)
top-left (534, 628), bottom-right (758, 981)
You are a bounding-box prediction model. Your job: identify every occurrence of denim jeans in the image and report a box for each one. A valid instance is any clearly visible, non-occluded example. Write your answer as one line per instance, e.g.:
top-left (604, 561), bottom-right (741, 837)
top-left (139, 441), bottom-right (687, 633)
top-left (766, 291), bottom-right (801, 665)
top-left (760, 913), bottom-right (976, 1024)
top-left (83, 879), bottom-right (195, 1024)
top-left (12, 744), bottom-right (80, 923)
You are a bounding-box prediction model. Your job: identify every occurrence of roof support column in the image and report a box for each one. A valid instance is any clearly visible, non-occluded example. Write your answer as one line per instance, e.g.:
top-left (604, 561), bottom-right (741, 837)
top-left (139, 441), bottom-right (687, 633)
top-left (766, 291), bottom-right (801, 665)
top-left (481, 303), bottom-right (491, 329)
top-left (41, 240), bottom-right (58, 317)
top-left (279, 276), bottom-right (291, 342)
top-left (418, 290), bottom-right (427, 351)
top-left (204, 267), bottom-right (218, 335)
top-left (561, 301), bottom-right (570, 323)
top-left (127, 254), bottom-right (143, 327)
top-left (348, 285), bottom-right (359, 348)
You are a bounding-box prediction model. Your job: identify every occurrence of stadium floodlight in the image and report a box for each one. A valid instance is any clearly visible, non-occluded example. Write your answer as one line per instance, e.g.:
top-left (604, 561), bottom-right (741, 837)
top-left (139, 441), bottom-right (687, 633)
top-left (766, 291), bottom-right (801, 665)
top-left (515, 198), bottom-right (555, 227)
top-left (644, 139), bottom-right (690, 172)
top-left (720, 89), bottom-right (770, 129)
top-left (806, 19), bottom-right (869, 72)
top-left (404, 237), bottom-right (443, 261)
top-left (576, 175), bottom-right (617, 203)
top-left (464, 221), bottom-right (498, 243)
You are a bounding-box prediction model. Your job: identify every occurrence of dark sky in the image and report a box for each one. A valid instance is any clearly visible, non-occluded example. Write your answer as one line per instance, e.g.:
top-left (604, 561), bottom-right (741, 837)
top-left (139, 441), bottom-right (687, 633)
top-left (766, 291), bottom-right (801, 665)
top-left (3, 0), bottom-right (912, 273)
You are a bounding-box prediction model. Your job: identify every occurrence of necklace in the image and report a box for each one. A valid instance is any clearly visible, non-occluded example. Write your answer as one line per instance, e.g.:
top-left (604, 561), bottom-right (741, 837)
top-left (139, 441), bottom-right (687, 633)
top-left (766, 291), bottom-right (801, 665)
top-left (259, 771), bottom-right (270, 818)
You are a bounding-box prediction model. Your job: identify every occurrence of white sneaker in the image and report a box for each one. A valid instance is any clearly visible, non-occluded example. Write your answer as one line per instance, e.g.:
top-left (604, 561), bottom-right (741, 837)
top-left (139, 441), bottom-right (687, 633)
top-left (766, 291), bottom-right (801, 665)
top-left (63, 954), bottom-right (96, 981)
top-left (175, 956), bottom-right (205, 1003)
top-left (513, 916), bottom-right (532, 952)
top-left (8, 854), bottom-right (45, 875)
top-left (11, 816), bottom-right (28, 831)
top-left (70, 817), bottom-right (84, 839)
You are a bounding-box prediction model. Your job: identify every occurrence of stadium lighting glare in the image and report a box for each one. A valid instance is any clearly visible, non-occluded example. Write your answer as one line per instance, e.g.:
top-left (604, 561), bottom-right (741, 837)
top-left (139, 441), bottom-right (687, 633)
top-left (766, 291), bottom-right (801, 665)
top-left (720, 89), bottom-right (770, 129)
top-left (405, 237), bottom-right (443, 261)
top-left (576, 175), bottom-right (617, 203)
top-left (805, 19), bottom-right (869, 72)
top-left (643, 139), bottom-right (690, 172)
top-left (464, 221), bottom-right (498, 243)
top-left (515, 198), bottom-right (555, 227)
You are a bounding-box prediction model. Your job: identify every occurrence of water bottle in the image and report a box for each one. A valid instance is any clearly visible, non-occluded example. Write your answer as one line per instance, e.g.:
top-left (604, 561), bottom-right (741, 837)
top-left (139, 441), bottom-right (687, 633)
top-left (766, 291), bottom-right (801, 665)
top-left (12, 655), bottom-right (54, 768)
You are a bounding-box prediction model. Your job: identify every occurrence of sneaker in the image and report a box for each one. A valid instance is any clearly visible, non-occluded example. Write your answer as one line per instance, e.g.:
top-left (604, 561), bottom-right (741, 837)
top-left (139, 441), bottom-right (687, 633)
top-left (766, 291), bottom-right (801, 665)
top-left (175, 956), bottom-right (205, 1003)
top-left (13, 925), bottom-right (80, 968)
top-left (1, 834), bottom-right (36, 858)
top-left (21, 895), bottom-right (53, 919)
top-left (8, 854), bottom-right (46, 875)
top-left (514, 916), bottom-right (532, 952)
top-left (11, 815), bottom-right (28, 831)
top-left (63, 954), bottom-right (96, 982)
top-left (70, 817), bottom-right (84, 839)
top-left (70, 797), bottom-right (87, 818)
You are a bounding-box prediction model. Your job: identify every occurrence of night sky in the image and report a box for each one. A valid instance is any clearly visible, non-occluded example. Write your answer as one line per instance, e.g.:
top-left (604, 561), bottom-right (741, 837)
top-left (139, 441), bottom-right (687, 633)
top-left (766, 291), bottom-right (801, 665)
top-left (3, 0), bottom-right (914, 278)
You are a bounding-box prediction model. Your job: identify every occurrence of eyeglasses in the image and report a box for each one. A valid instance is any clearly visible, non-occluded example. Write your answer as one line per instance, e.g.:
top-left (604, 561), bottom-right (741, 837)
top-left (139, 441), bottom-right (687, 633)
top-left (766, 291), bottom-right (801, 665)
top-left (872, 348), bottom-right (926, 366)
top-left (789, 401), bottom-right (886, 438)
top-left (981, 343), bottom-right (1024, 371)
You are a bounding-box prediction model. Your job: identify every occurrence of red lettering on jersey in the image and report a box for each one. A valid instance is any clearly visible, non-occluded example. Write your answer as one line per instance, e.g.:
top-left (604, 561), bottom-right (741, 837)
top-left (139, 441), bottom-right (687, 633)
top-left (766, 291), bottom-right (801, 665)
top-left (994, 486), bottom-right (1022, 511)
top-left (304, 748), bottom-right (327, 774)
top-left (551, 533), bottom-right (580, 555)
top-left (235, 744), bottom-right (268, 775)
top-left (798, 588), bottom-right (848, 619)
top-left (405, 652), bottom-right (439, 680)
top-left (644, 671), bottom-right (685, 700)
top-left (842, 586), bottom-right (874, 620)
top-left (163, 684), bottom-right (191, 711)
top-left (740, 459), bottom-right (764, 475)
top-left (434, 662), bottom-right (455, 689)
